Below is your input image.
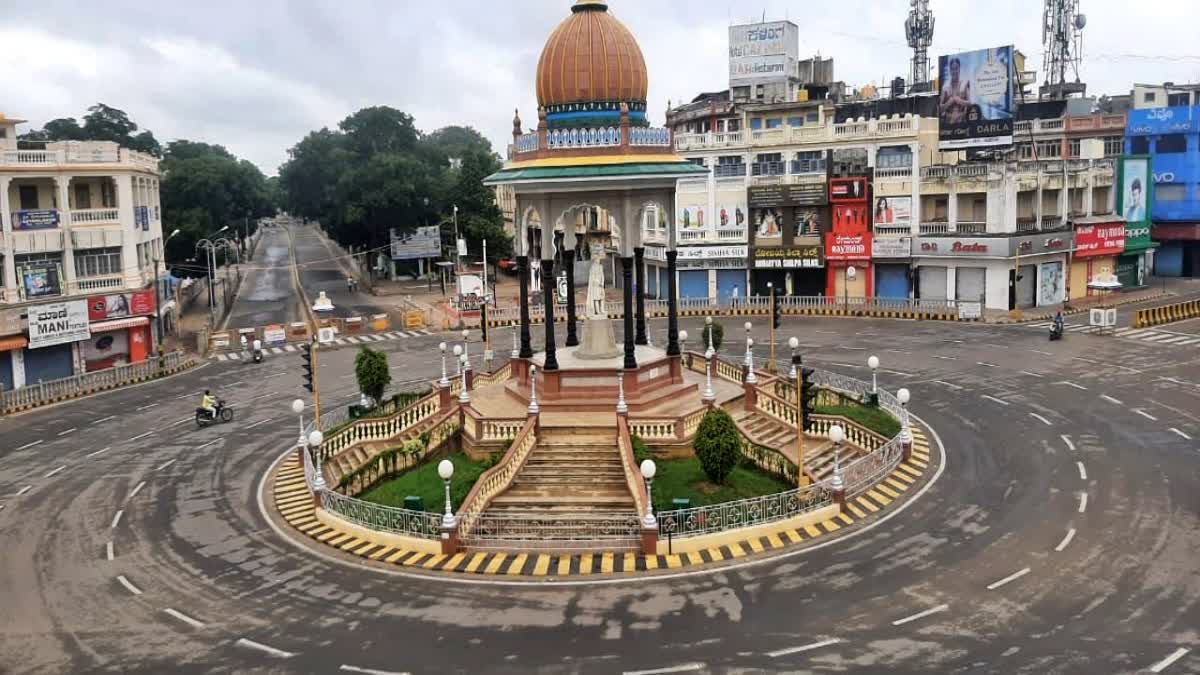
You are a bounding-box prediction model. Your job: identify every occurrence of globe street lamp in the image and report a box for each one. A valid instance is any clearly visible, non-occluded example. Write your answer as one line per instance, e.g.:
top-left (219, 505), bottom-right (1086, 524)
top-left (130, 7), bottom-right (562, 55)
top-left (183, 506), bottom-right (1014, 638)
top-left (745, 337), bottom-right (757, 384)
top-left (702, 318), bottom-right (715, 402)
top-left (439, 342), bottom-right (450, 388)
top-left (897, 387), bottom-right (912, 446)
top-left (828, 423), bottom-right (845, 493)
top-left (461, 329), bottom-right (471, 372)
top-left (640, 459), bottom-right (657, 528)
top-left (307, 430), bottom-right (326, 494)
top-left (290, 398), bottom-right (305, 447)
top-left (438, 459), bottom-right (457, 528)
top-left (788, 336), bottom-right (800, 380)
top-left (528, 364), bottom-right (539, 415)
top-left (458, 354), bottom-right (470, 404)
top-left (743, 322), bottom-right (753, 368)
top-left (868, 355), bottom-right (879, 394)
top-left (704, 316), bottom-right (715, 359)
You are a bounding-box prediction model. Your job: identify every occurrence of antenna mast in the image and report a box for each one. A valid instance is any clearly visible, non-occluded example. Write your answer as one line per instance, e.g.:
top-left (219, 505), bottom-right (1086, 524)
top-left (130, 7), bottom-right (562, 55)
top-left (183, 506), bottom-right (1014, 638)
top-left (905, 0), bottom-right (935, 92)
top-left (1040, 0), bottom-right (1087, 99)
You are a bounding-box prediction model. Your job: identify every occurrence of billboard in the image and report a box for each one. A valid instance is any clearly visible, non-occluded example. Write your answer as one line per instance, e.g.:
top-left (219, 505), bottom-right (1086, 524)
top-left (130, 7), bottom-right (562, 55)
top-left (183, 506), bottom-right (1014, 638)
top-left (729, 21), bottom-right (798, 86)
top-left (390, 226), bottom-right (441, 261)
top-left (28, 300), bottom-right (90, 349)
top-left (1118, 156), bottom-right (1153, 250)
top-left (873, 196), bottom-right (912, 229)
top-left (87, 290), bottom-right (156, 321)
top-left (1127, 106), bottom-right (1197, 135)
top-left (938, 46), bottom-right (1014, 150)
top-left (1074, 223), bottom-right (1125, 257)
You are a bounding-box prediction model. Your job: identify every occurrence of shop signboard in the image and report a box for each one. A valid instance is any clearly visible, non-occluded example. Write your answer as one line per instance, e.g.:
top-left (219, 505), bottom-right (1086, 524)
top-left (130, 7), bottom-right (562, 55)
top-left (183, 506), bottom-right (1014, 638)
top-left (826, 233), bottom-right (871, 261)
top-left (937, 46), bottom-right (1015, 150)
top-left (728, 21), bottom-right (798, 86)
top-left (752, 246), bottom-right (823, 269)
top-left (87, 290), bottom-right (156, 321)
top-left (1074, 223), bottom-right (1125, 257)
top-left (28, 300), bottom-right (90, 349)
top-left (1117, 156), bottom-right (1154, 251)
top-left (748, 183), bottom-right (826, 208)
top-left (263, 324), bottom-right (287, 345)
top-left (1126, 106), bottom-right (1196, 136)
top-left (390, 226), bottom-right (440, 261)
top-left (677, 245), bottom-right (748, 260)
top-left (912, 237), bottom-right (999, 257)
top-left (1010, 233), bottom-right (1073, 257)
top-left (872, 196), bottom-right (912, 229)
top-left (957, 302), bottom-right (982, 320)
top-left (829, 177), bottom-right (868, 202)
top-left (13, 209), bottom-right (61, 230)
top-left (872, 236), bottom-right (912, 258)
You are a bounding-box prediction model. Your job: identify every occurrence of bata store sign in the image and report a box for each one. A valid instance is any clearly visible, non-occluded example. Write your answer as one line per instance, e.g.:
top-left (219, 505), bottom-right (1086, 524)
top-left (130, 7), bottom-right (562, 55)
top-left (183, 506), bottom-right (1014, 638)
top-left (825, 233), bottom-right (871, 261)
top-left (88, 290), bottom-right (156, 321)
top-left (913, 237), bottom-right (998, 257)
top-left (1074, 223), bottom-right (1125, 257)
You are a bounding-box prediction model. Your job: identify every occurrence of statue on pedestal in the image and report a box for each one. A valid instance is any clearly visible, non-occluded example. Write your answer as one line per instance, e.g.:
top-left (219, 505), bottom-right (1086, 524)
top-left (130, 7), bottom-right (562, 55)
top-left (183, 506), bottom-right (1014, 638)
top-left (576, 244), bottom-right (621, 359)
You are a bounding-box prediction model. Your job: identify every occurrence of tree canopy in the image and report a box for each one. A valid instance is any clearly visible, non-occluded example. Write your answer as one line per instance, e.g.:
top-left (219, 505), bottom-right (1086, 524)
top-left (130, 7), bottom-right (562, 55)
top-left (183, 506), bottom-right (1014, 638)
top-left (20, 103), bottom-right (163, 156)
top-left (278, 110), bottom-right (511, 261)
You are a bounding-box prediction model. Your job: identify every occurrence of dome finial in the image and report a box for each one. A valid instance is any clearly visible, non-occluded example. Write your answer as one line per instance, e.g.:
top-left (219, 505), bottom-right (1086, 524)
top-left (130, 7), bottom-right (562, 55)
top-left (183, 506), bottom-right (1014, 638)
top-left (572, 0), bottom-right (608, 12)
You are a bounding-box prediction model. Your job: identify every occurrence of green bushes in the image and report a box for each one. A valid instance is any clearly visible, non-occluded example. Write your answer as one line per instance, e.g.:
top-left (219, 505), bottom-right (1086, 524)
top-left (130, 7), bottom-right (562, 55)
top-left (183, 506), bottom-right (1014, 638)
top-left (700, 321), bottom-right (724, 351)
top-left (817, 403), bottom-right (901, 438)
top-left (354, 347), bottom-right (391, 405)
top-left (693, 408), bottom-right (741, 484)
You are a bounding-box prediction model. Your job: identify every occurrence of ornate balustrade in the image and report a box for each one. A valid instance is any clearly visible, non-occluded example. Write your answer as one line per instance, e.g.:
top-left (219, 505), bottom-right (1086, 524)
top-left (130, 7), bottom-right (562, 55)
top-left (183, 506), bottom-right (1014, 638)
top-left (456, 417), bottom-right (539, 540)
top-left (755, 389), bottom-right (798, 426)
top-left (473, 361), bottom-right (513, 388)
top-left (658, 483), bottom-right (831, 539)
top-left (338, 409), bottom-right (461, 496)
top-left (316, 392), bottom-right (441, 463)
top-left (617, 415), bottom-right (648, 523)
top-left (628, 417), bottom-right (679, 442)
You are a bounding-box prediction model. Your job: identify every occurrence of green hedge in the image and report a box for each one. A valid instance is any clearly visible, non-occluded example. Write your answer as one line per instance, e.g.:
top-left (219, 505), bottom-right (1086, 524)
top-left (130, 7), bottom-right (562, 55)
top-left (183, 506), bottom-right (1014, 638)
top-left (816, 403), bottom-right (901, 438)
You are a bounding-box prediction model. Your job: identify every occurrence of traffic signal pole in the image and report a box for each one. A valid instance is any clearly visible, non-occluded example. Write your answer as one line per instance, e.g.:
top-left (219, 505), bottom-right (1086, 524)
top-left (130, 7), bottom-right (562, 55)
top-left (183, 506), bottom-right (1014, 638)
top-left (769, 285), bottom-right (777, 373)
top-left (794, 351), bottom-right (808, 487)
top-left (302, 340), bottom-right (322, 429)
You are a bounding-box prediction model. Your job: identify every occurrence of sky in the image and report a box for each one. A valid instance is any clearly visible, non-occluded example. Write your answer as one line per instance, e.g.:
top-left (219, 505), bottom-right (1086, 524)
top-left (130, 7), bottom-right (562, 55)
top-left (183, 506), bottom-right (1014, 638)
top-left (3, 0), bottom-right (1198, 175)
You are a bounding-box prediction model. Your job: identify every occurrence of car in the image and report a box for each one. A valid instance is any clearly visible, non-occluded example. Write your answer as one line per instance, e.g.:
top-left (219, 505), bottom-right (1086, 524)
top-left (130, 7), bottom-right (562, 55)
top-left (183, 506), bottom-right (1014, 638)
top-left (497, 258), bottom-right (518, 274)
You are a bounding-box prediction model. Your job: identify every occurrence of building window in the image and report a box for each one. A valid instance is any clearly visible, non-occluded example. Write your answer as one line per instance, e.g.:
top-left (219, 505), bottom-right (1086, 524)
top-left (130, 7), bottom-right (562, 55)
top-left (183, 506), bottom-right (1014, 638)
top-left (1103, 136), bottom-right (1124, 156)
top-left (1143, 91), bottom-right (1156, 103)
top-left (1131, 136), bottom-right (1150, 154)
top-left (1067, 139), bottom-right (1081, 158)
top-left (791, 151), bottom-right (826, 174)
top-left (1156, 184), bottom-right (1187, 201)
top-left (806, 112), bottom-right (819, 123)
top-left (877, 146), bottom-right (913, 169)
top-left (1017, 143), bottom-right (1034, 160)
top-left (74, 247), bottom-right (123, 278)
top-left (765, 118), bottom-right (783, 129)
top-left (1157, 133), bottom-right (1187, 153)
top-left (750, 118), bottom-right (763, 131)
top-left (727, 119), bottom-right (742, 133)
top-left (1036, 140), bottom-right (1062, 158)
top-left (1167, 92), bottom-right (1190, 107)
top-left (788, 116), bottom-right (804, 127)
top-left (18, 185), bottom-right (39, 210)
top-left (74, 184), bottom-right (92, 210)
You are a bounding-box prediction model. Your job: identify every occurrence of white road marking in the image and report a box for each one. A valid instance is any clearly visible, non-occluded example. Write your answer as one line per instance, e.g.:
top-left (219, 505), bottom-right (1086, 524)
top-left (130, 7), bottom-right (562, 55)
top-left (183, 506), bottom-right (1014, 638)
top-left (57, 427), bottom-right (77, 436)
top-left (982, 395), bottom-right (1010, 406)
top-left (128, 481), bottom-right (146, 499)
top-left (163, 608), bottom-right (207, 629)
top-left (891, 604), bottom-right (949, 626)
top-left (235, 638), bottom-right (297, 658)
top-left (111, 510), bottom-right (123, 529)
top-left (128, 431), bottom-right (153, 442)
top-left (932, 355), bottom-right (957, 361)
top-left (1149, 648), bottom-right (1191, 673)
top-left (244, 418), bottom-right (274, 430)
top-left (986, 567), bottom-right (1031, 590)
top-left (16, 485), bottom-right (33, 496)
top-left (1019, 370), bottom-right (1044, 378)
top-left (135, 403), bottom-right (158, 411)
top-left (106, 541), bottom-right (114, 561)
top-left (1061, 434), bottom-right (1075, 451)
top-left (93, 415), bottom-right (116, 424)
top-left (1076, 461), bottom-right (1087, 480)
top-left (284, 345), bottom-right (297, 352)
top-left (1134, 408), bottom-right (1158, 421)
top-left (832, 363), bottom-right (859, 369)
top-left (1100, 394), bottom-right (1123, 405)
top-left (1057, 381), bottom-right (1088, 390)
top-left (198, 439), bottom-right (220, 450)
top-left (217, 354), bottom-right (229, 361)
top-left (17, 440), bottom-right (43, 451)
top-left (1078, 492), bottom-right (1088, 513)
top-left (881, 369), bottom-right (910, 377)
top-left (157, 459), bottom-right (177, 471)
top-left (85, 446), bottom-right (110, 458)
top-left (339, 666), bottom-right (412, 675)
top-left (766, 638), bottom-right (844, 658)
top-left (116, 575), bottom-right (142, 595)
top-left (1055, 528), bottom-right (1076, 552)
top-left (44, 466), bottom-right (66, 478)
top-left (934, 380), bottom-right (963, 390)
top-left (1029, 412), bottom-right (1052, 426)
top-left (842, 346), bottom-right (866, 351)
top-left (1030, 349), bottom-right (1053, 356)
top-left (977, 361), bottom-right (998, 368)
top-left (623, 663), bottom-right (704, 675)
top-left (1170, 427), bottom-right (1192, 440)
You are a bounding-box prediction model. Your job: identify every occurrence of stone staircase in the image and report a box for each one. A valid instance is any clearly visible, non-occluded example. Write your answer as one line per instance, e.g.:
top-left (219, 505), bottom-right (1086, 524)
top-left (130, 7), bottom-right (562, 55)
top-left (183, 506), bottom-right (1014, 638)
top-left (472, 424), bottom-right (640, 551)
top-left (733, 410), bottom-right (863, 482)
top-left (323, 415), bottom-right (443, 489)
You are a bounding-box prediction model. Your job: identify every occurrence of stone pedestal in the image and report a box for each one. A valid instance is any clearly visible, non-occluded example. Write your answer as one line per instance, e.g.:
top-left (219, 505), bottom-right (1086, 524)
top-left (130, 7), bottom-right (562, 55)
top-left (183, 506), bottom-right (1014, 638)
top-left (440, 523), bottom-right (460, 555)
top-left (576, 317), bottom-right (622, 360)
top-left (640, 527), bottom-right (658, 556)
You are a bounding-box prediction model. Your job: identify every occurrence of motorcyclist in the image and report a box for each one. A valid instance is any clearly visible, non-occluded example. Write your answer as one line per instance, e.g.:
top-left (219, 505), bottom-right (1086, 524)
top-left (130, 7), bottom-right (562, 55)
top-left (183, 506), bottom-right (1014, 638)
top-left (240, 334), bottom-right (248, 353)
top-left (1053, 311), bottom-right (1064, 331)
top-left (200, 389), bottom-right (217, 419)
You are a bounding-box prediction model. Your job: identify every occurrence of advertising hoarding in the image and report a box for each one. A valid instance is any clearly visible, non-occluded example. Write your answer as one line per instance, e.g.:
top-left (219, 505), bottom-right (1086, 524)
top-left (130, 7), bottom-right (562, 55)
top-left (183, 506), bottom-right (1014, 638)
top-left (28, 300), bottom-right (90, 349)
top-left (1118, 156), bottom-right (1153, 251)
top-left (1126, 106), bottom-right (1197, 136)
top-left (873, 196), bottom-right (912, 229)
top-left (752, 246), bottom-right (823, 269)
top-left (20, 264), bottom-right (62, 299)
top-left (748, 183), bottom-right (826, 207)
top-left (87, 290), bottom-right (156, 321)
top-left (1074, 223), bottom-right (1126, 257)
top-left (83, 329), bottom-right (130, 371)
top-left (728, 21), bottom-right (798, 86)
top-left (390, 226), bottom-right (441, 261)
top-left (937, 46), bottom-right (1014, 150)
top-left (13, 209), bottom-right (61, 230)
top-left (829, 177), bottom-right (868, 202)
top-left (826, 233), bottom-right (872, 261)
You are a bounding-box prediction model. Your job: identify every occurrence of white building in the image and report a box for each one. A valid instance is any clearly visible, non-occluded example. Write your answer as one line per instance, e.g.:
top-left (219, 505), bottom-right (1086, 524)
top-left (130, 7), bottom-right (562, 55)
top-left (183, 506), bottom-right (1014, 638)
top-left (0, 113), bottom-right (166, 390)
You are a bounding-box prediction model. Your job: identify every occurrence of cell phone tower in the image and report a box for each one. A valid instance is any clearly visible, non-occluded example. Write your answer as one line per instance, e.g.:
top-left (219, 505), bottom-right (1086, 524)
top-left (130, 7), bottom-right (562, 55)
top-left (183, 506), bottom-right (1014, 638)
top-left (1041, 0), bottom-right (1087, 99)
top-left (905, 0), bottom-right (935, 92)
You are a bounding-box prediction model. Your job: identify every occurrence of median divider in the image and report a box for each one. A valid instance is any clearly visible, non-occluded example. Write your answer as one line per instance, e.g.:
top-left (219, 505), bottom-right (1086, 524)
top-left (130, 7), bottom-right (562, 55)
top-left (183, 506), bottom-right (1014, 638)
top-left (1133, 299), bottom-right (1200, 329)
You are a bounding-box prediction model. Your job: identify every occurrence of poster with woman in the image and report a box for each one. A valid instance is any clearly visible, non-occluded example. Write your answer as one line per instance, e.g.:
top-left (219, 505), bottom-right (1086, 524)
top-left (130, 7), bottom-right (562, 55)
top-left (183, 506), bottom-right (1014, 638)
top-left (1038, 261), bottom-right (1064, 306)
top-left (793, 208), bottom-right (822, 237)
top-left (83, 330), bottom-right (130, 372)
top-left (754, 207), bottom-right (784, 244)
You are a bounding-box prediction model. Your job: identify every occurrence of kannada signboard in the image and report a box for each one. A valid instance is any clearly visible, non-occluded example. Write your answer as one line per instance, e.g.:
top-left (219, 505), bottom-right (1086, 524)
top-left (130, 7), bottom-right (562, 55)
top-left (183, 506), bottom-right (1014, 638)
top-left (1074, 223), bottom-right (1126, 257)
top-left (677, 245), bottom-right (748, 260)
top-left (752, 245), bottom-right (823, 269)
top-left (748, 183), bottom-right (826, 208)
top-left (871, 236), bottom-right (912, 258)
top-left (13, 209), bottom-right (60, 230)
top-left (937, 46), bottom-right (1015, 150)
top-left (28, 300), bottom-right (90, 349)
top-left (728, 21), bottom-right (799, 87)
top-left (1126, 106), bottom-right (1197, 136)
top-left (825, 233), bottom-right (871, 261)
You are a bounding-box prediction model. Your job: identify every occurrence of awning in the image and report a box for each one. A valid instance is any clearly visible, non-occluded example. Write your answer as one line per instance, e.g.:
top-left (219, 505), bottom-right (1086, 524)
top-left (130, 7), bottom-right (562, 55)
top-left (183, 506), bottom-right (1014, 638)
top-left (0, 335), bottom-right (28, 352)
top-left (90, 316), bottom-right (151, 332)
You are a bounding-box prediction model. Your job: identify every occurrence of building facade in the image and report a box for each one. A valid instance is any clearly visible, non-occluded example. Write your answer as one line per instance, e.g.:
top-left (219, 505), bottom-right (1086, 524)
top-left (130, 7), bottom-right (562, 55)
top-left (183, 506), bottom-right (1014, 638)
top-left (0, 113), bottom-right (165, 390)
top-left (1125, 103), bottom-right (1200, 277)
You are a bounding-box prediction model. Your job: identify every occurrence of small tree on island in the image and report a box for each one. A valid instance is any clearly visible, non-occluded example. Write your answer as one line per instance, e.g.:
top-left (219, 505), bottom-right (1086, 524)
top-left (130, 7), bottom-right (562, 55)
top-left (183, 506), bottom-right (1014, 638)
top-left (693, 408), bottom-right (741, 484)
top-left (700, 320), bottom-right (724, 351)
top-left (355, 347), bottom-right (391, 407)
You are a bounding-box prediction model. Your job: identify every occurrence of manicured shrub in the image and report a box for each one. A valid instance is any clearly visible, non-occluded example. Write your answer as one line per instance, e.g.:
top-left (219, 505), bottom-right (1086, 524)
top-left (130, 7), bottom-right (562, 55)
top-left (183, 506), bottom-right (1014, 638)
top-left (693, 408), bottom-right (741, 484)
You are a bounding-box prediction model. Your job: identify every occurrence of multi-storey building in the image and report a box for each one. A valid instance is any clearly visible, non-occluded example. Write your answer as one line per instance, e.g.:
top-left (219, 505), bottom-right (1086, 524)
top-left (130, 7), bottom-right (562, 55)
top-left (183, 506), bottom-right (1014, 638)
top-left (0, 113), bottom-right (166, 390)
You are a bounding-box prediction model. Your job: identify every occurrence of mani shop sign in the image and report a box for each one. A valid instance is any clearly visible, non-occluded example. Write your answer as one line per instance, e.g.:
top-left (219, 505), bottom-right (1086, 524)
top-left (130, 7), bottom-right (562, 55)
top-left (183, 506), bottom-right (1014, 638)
top-left (752, 245), bottom-right (823, 269)
top-left (28, 300), bottom-right (90, 349)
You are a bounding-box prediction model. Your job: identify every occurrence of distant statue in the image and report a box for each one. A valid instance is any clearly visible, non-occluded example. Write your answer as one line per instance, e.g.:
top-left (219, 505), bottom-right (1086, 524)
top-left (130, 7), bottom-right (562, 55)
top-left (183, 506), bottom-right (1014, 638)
top-left (586, 246), bottom-right (606, 319)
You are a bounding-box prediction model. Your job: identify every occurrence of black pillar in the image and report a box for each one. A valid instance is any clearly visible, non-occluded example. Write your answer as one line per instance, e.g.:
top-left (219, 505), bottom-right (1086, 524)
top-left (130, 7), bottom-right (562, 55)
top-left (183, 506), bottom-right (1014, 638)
top-left (666, 250), bottom-right (680, 356)
top-left (634, 247), bottom-right (647, 345)
top-left (518, 255), bottom-right (533, 358)
top-left (542, 259), bottom-right (558, 370)
top-left (565, 258), bottom-right (578, 347)
top-left (621, 256), bottom-right (637, 369)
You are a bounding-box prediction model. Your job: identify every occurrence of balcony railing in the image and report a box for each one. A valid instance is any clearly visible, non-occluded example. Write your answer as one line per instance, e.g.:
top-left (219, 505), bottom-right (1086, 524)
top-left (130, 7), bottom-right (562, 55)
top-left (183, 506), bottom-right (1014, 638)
top-left (73, 275), bottom-right (126, 292)
top-left (919, 221), bottom-right (950, 236)
top-left (789, 161), bottom-right (826, 175)
top-left (677, 229), bottom-right (707, 243)
top-left (671, 116), bottom-right (920, 151)
top-left (874, 225), bottom-right (912, 236)
top-left (874, 167), bottom-right (912, 179)
top-left (1, 144), bottom-right (158, 171)
top-left (70, 208), bottom-right (120, 225)
top-left (953, 221), bottom-right (985, 234)
top-left (716, 226), bottom-right (747, 241)
top-left (751, 161), bottom-right (786, 177)
top-left (713, 163), bottom-right (746, 178)
top-left (1016, 218), bottom-right (1038, 233)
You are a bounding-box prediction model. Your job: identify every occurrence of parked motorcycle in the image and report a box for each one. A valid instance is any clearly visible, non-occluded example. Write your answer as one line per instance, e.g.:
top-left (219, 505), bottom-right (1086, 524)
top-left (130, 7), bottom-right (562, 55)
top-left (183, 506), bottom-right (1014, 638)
top-left (195, 399), bottom-right (234, 427)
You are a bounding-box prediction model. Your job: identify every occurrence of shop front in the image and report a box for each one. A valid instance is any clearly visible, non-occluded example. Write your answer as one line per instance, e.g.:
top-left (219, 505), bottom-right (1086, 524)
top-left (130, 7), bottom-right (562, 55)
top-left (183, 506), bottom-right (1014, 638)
top-left (751, 244), bottom-right (825, 296)
top-left (0, 308), bottom-right (27, 391)
top-left (676, 245), bottom-right (749, 301)
top-left (911, 234), bottom-right (1074, 311)
top-left (825, 232), bottom-right (872, 299)
top-left (1152, 224), bottom-right (1200, 278)
top-left (23, 299), bottom-right (89, 384)
top-left (84, 290), bottom-right (157, 371)
top-left (872, 236), bottom-right (913, 300)
top-left (1070, 219), bottom-right (1126, 299)
top-left (748, 182), bottom-right (828, 297)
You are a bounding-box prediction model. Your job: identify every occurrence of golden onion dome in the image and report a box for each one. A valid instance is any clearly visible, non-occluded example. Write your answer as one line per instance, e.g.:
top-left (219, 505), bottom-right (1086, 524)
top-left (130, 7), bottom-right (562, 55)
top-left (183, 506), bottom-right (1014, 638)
top-left (535, 1), bottom-right (648, 110)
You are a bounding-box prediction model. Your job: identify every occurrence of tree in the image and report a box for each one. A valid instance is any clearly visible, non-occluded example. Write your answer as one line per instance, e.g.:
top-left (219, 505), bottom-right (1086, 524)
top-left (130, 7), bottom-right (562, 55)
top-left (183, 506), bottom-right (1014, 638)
top-left (700, 321), bottom-right (724, 351)
top-left (354, 347), bottom-right (391, 406)
top-left (693, 409), bottom-right (742, 485)
top-left (18, 103), bottom-right (161, 157)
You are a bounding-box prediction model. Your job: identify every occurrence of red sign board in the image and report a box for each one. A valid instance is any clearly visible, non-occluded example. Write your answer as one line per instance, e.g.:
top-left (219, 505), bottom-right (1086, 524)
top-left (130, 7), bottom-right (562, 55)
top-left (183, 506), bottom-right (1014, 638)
top-left (88, 290), bottom-right (157, 321)
top-left (829, 177), bottom-right (868, 203)
top-left (826, 232), bottom-right (872, 261)
top-left (1074, 223), bottom-right (1126, 257)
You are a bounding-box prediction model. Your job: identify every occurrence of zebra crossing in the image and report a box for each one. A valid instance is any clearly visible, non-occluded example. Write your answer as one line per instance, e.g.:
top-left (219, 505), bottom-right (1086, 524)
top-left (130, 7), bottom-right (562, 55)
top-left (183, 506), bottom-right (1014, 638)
top-left (1022, 320), bottom-right (1200, 347)
top-left (212, 329), bottom-right (434, 361)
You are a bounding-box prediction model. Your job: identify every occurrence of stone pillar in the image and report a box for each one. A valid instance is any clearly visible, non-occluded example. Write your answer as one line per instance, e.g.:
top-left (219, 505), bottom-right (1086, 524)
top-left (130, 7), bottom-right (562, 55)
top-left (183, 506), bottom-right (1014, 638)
top-left (440, 523), bottom-right (460, 555)
top-left (742, 375), bottom-right (758, 412)
top-left (0, 178), bottom-right (16, 301)
top-left (564, 259), bottom-right (578, 347)
top-left (640, 527), bottom-right (658, 556)
top-left (634, 247), bottom-right (647, 345)
top-left (621, 256), bottom-right (637, 369)
top-left (666, 250), bottom-right (680, 356)
top-left (55, 177), bottom-right (76, 292)
top-left (517, 255), bottom-right (533, 358)
top-left (542, 259), bottom-right (558, 370)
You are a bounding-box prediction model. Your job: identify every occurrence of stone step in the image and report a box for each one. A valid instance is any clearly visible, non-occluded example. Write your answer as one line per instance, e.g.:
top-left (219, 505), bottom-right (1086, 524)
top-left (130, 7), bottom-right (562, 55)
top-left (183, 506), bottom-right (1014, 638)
top-left (526, 451), bottom-right (623, 463)
top-left (518, 466), bottom-right (625, 478)
top-left (490, 493), bottom-right (635, 507)
top-left (535, 435), bottom-right (618, 447)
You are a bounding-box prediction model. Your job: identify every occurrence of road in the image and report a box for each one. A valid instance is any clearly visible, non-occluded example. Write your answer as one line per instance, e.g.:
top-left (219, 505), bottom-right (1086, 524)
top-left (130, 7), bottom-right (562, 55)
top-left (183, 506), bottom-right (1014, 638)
top-left (1, 253), bottom-right (1199, 672)
top-left (220, 225), bottom-right (303, 330)
top-left (290, 223), bottom-right (388, 320)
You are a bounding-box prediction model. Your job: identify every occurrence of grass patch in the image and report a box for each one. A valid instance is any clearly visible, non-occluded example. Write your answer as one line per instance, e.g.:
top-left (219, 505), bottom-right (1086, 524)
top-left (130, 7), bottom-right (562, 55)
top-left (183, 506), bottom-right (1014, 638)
top-left (651, 456), bottom-right (793, 512)
top-left (817, 403), bottom-right (901, 438)
top-left (358, 452), bottom-right (488, 512)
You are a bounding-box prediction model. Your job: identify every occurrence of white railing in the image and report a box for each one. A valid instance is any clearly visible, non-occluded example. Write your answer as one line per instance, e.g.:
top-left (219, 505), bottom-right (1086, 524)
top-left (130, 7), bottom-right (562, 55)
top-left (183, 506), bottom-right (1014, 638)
top-left (919, 221), bottom-right (950, 235)
top-left (70, 208), bottom-right (120, 224)
top-left (629, 126), bottom-right (672, 147)
top-left (547, 126), bottom-right (620, 149)
top-left (514, 132), bottom-right (538, 153)
top-left (672, 117), bottom-right (920, 151)
top-left (2, 150), bottom-right (58, 165)
top-left (716, 226), bottom-right (747, 241)
top-left (1, 352), bottom-right (191, 412)
top-left (73, 275), bottom-right (126, 292)
top-left (1, 145), bottom-right (158, 171)
top-left (315, 393), bottom-right (441, 462)
top-left (874, 167), bottom-right (912, 179)
top-left (873, 225), bottom-right (912, 236)
top-left (955, 221), bottom-right (986, 234)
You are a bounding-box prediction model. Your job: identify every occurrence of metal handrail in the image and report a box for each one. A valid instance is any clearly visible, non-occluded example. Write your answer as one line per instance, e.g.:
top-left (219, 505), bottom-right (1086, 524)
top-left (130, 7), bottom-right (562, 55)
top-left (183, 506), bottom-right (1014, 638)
top-left (658, 483), bottom-right (831, 539)
top-left (1, 352), bottom-right (189, 411)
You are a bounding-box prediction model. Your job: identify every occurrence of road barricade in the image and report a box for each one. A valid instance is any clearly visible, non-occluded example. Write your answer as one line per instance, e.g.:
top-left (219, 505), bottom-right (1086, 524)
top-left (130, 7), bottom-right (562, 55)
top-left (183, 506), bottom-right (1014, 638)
top-left (1133, 299), bottom-right (1200, 328)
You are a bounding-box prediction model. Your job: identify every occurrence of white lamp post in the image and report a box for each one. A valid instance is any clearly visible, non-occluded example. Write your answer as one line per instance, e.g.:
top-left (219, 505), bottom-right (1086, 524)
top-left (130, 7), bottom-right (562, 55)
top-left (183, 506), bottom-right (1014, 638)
top-left (678, 329), bottom-right (688, 353)
top-left (743, 322), bottom-right (753, 368)
top-left (511, 324), bottom-right (519, 359)
top-left (745, 337), bottom-right (757, 384)
top-left (704, 316), bottom-right (715, 359)
top-left (453, 344), bottom-right (463, 380)
top-left (702, 319), bottom-right (715, 402)
top-left (868, 355), bottom-right (879, 394)
top-left (897, 388), bottom-right (912, 446)
top-left (308, 430), bottom-right (325, 492)
top-left (788, 336), bottom-right (800, 380)
top-left (438, 459), bottom-right (457, 528)
top-left (528, 364), bottom-right (539, 414)
top-left (458, 354), bottom-right (470, 404)
top-left (616, 368), bottom-right (628, 414)
top-left (439, 342), bottom-right (450, 388)
top-left (461, 329), bottom-right (471, 372)
top-left (640, 459), bottom-right (657, 528)
top-left (290, 399), bottom-right (305, 447)
top-left (828, 424), bottom-right (845, 492)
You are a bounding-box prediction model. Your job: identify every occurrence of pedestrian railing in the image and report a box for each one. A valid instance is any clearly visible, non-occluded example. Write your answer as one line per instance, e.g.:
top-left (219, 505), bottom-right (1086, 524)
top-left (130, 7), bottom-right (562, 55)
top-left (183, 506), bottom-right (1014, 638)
top-left (657, 483), bottom-right (832, 539)
top-left (458, 512), bottom-right (643, 551)
top-left (1, 352), bottom-right (192, 413)
top-left (319, 489), bottom-right (443, 540)
top-left (456, 417), bottom-right (540, 541)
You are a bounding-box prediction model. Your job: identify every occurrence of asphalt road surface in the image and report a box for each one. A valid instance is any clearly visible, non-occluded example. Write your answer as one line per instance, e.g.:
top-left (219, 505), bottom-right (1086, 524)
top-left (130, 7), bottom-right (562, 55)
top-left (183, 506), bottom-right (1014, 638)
top-left (2, 268), bottom-right (1199, 672)
top-left (291, 223), bottom-right (388, 320)
top-left (220, 225), bottom-right (303, 330)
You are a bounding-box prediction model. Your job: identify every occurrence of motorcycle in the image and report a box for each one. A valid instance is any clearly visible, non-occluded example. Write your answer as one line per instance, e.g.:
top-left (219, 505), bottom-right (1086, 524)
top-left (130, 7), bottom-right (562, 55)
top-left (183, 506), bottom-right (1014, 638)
top-left (252, 348), bottom-right (263, 363)
top-left (1049, 320), bottom-right (1064, 341)
top-left (195, 399), bottom-right (234, 427)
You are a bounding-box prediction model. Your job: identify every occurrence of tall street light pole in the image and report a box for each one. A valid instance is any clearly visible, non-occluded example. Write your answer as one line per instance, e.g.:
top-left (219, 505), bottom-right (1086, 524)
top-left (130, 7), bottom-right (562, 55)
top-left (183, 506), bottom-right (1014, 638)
top-left (154, 228), bottom-right (180, 356)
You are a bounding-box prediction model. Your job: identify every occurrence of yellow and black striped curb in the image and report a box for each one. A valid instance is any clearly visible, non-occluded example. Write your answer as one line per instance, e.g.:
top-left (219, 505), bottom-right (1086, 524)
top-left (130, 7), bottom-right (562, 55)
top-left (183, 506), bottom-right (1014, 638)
top-left (1134, 298), bottom-right (1200, 329)
top-left (272, 429), bottom-right (933, 578)
top-left (484, 307), bottom-right (969, 330)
